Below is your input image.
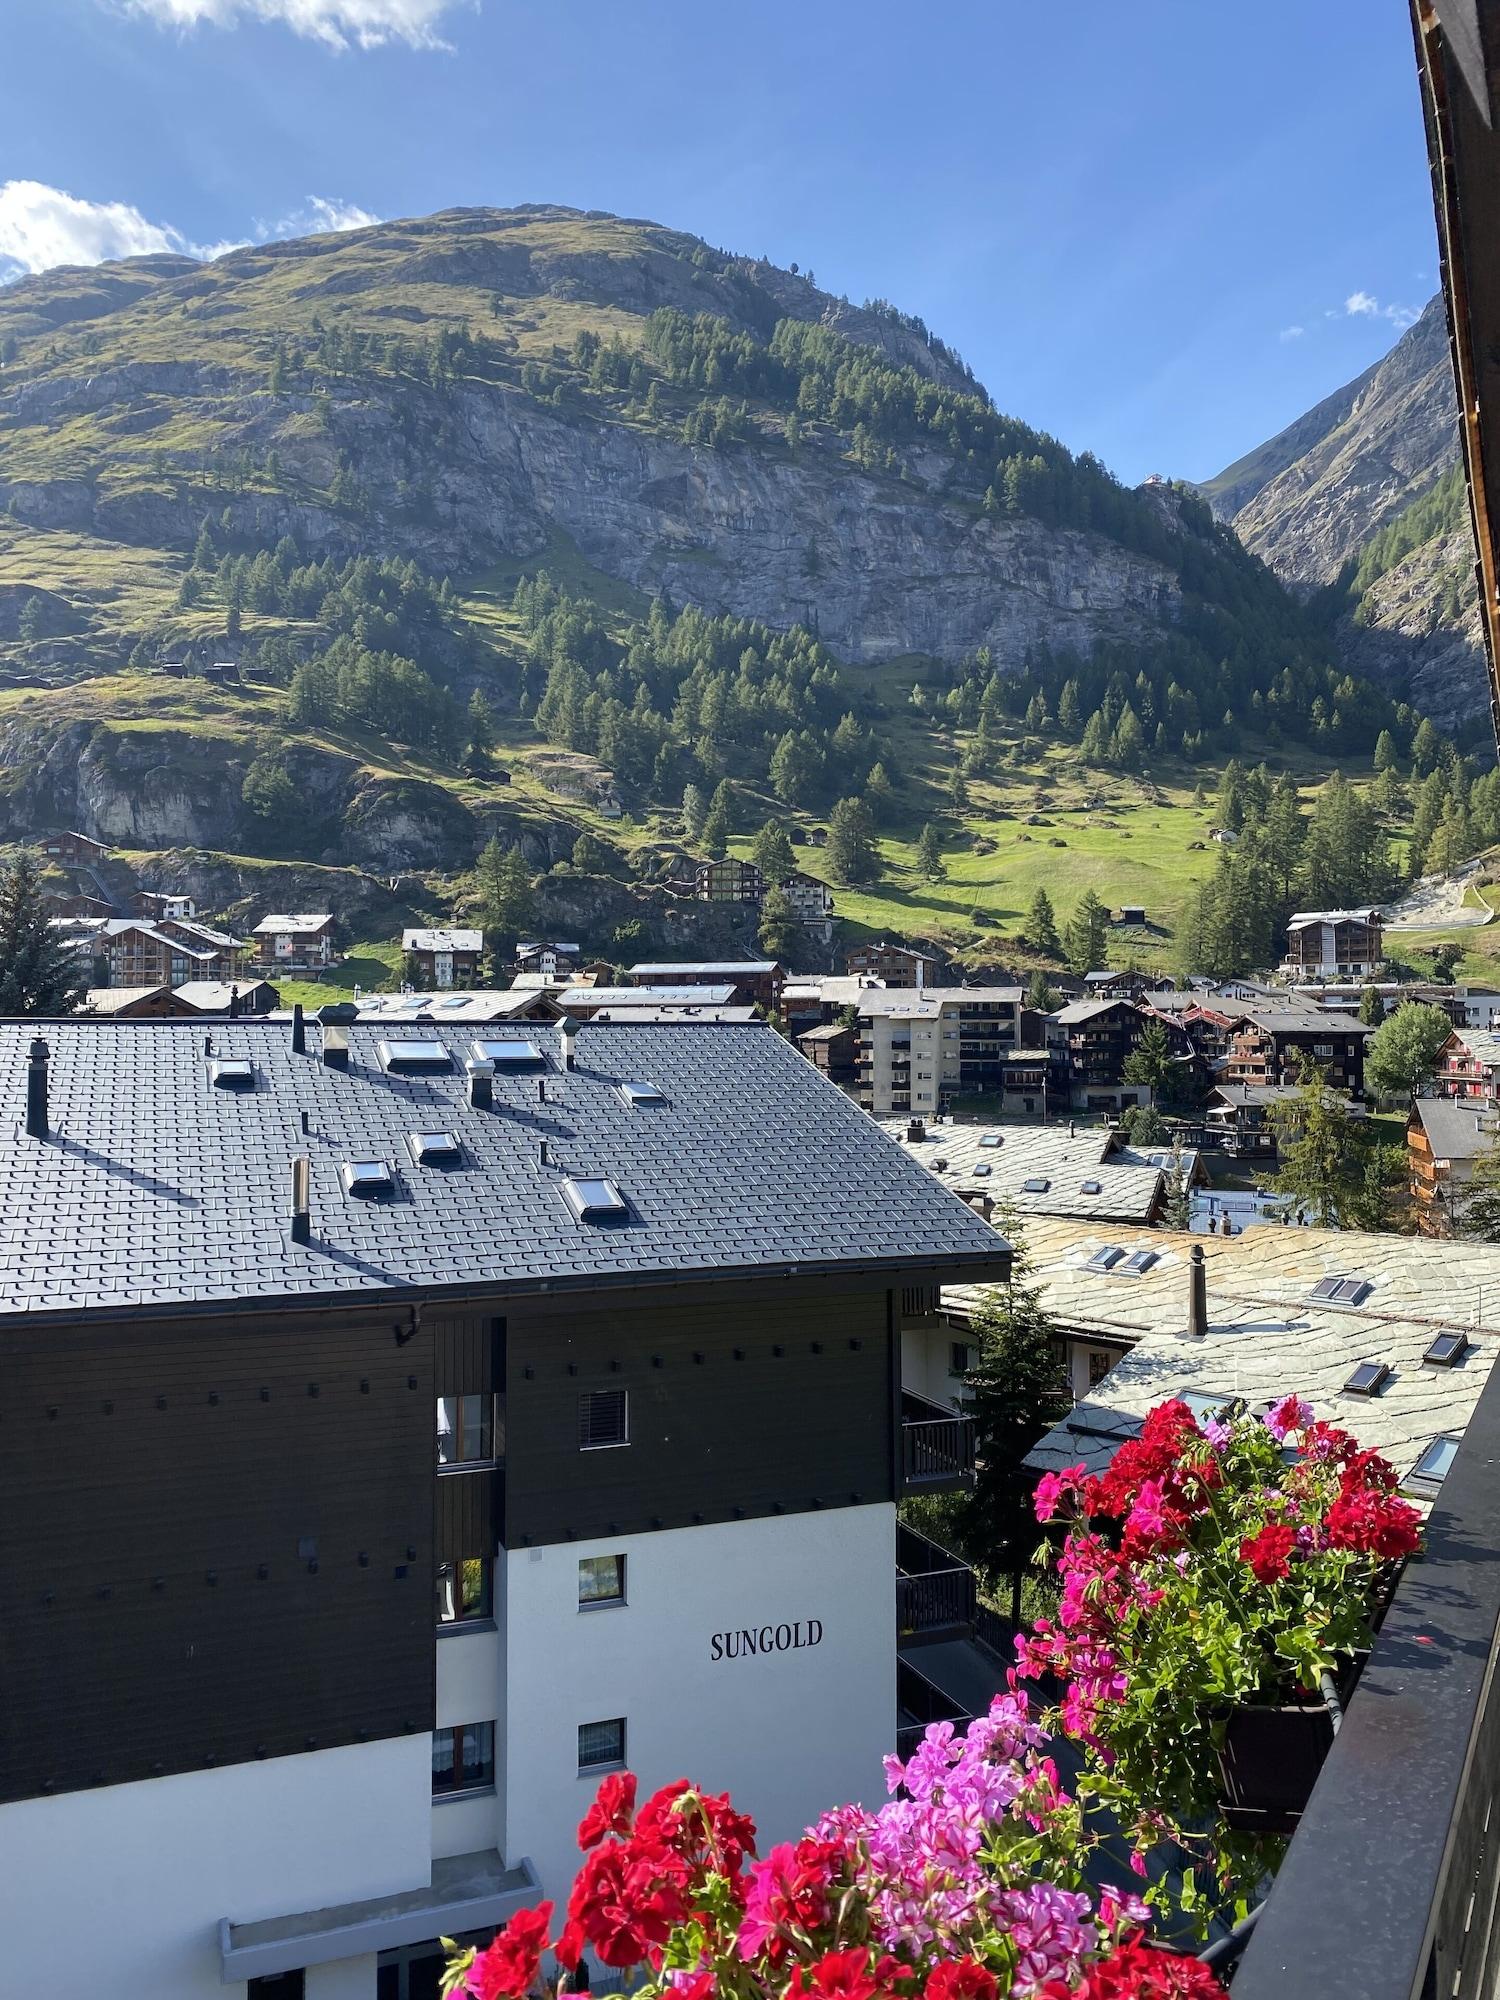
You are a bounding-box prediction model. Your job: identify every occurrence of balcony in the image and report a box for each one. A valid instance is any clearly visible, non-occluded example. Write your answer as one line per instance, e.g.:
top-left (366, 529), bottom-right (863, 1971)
top-left (897, 1524), bottom-right (976, 1640)
top-left (901, 1392), bottom-right (977, 1490)
top-left (1226, 1361), bottom-right (1500, 1995)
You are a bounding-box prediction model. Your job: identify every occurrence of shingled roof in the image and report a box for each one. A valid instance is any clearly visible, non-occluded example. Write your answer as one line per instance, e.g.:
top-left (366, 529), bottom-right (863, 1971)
top-left (0, 1019), bottom-right (1010, 1322)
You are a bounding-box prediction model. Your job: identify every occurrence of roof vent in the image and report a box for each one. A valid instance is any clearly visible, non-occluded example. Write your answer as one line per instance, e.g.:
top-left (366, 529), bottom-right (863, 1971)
top-left (618, 1081), bottom-right (665, 1107)
top-left (210, 1058), bottom-right (255, 1090)
top-left (561, 1175), bottom-right (629, 1223)
top-left (25, 1036), bottom-right (48, 1140)
top-left (322, 1024), bottom-right (350, 1071)
top-left (341, 1159), bottom-right (393, 1197)
top-left (466, 1057), bottom-right (494, 1110)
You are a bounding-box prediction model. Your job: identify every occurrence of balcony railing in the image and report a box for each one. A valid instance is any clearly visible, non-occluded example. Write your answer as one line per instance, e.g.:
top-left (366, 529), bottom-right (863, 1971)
top-left (902, 1392), bottom-right (978, 1489)
top-left (1230, 1360), bottom-right (1500, 1998)
top-left (897, 1524), bottom-right (977, 1638)
top-left (895, 1657), bottom-right (972, 1763)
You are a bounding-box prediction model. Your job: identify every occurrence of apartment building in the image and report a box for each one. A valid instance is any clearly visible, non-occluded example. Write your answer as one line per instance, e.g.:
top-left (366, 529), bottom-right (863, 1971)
top-left (402, 929), bottom-right (484, 989)
top-left (854, 987), bottom-right (1026, 1116)
top-left (0, 1017), bottom-right (1006, 1999)
top-left (253, 914), bottom-right (338, 970)
top-left (1280, 908), bottom-right (1385, 980)
top-left (1224, 1007), bottom-right (1371, 1095)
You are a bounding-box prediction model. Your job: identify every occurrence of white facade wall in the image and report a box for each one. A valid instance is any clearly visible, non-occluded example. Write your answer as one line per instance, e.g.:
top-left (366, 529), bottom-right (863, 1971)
top-left (902, 1319), bottom-right (965, 1410)
top-left (502, 1506), bottom-right (897, 1907)
top-left (0, 1736), bottom-right (431, 2000)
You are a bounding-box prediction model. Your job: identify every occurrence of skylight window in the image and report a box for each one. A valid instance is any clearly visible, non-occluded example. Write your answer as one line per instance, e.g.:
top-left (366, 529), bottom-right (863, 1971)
top-left (979, 1134), bottom-right (1004, 1149)
top-left (379, 1038), bottom-right (450, 1073)
top-left (562, 1176), bottom-right (629, 1223)
top-left (1021, 1177), bottom-right (1051, 1194)
top-left (971, 1163), bottom-right (992, 1178)
top-left (1310, 1275), bottom-right (1371, 1307)
top-left (1342, 1360), bottom-right (1391, 1398)
top-left (1405, 1434), bottom-right (1461, 1499)
top-left (342, 1159), bottom-right (393, 1196)
top-left (1080, 1178), bottom-right (1102, 1195)
top-left (1120, 1249), bottom-right (1159, 1277)
top-left (472, 1038), bottom-right (545, 1068)
top-left (209, 1058), bottom-right (254, 1089)
top-left (407, 1131), bottom-right (461, 1166)
top-left (1087, 1246), bottom-right (1125, 1273)
top-left (1179, 1390), bottom-right (1240, 1425)
top-left (1424, 1330), bottom-right (1469, 1368)
top-left (618, 1081), bottom-right (665, 1108)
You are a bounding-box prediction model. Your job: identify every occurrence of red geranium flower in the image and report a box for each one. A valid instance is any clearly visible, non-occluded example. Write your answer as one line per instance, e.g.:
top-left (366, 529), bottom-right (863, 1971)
top-left (1326, 1486), bottom-right (1421, 1561)
top-left (789, 1947), bottom-right (882, 2000)
top-left (1239, 1521), bottom-right (1296, 1584)
top-left (465, 1901), bottom-right (554, 2000)
top-left (925, 1959), bottom-right (998, 2000)
top-left (578, 1770), bottom-right (637, 1849)
top-left (1045, 1936), bottom-right (1228, 1997)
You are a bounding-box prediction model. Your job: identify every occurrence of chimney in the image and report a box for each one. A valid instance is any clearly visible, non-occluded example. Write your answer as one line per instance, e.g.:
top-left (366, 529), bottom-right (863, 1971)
top-left (559, 1014), bottom-right (578, 1069)
top-left (1187, 1243), bottom-right (1207, 1338)
top-left (290, 1154), bottom-right (311, 1245)
top-left (1068, 1118), bottom-right (1076, 1138)
top-left (467, 1057), bottom-right (494, 1109)
top-left (228, 984), bottom-right (241, 1020)
top-left (291, 1002), bottom-right (306, 1054)
top-left (25, 1036), bottom-right (49, 1139)
top-left (538, 1137), bottom-right (549, 1168)
top-left (322, 1024), bottom-right (349, 1071)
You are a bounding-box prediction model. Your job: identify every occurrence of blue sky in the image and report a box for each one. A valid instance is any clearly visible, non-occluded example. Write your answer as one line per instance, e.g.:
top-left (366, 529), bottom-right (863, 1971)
top-left (0, 0), bottom-right (1437, 485)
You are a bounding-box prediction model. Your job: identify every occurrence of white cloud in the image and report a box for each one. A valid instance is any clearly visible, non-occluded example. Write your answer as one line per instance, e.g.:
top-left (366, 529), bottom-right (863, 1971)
top-left (0, 178), bottom-right (381, 285)
top-left (1345, 289), bottom-right (1419, 330)
top-left (1279, 324), bottom-right (1305, 342)
top-left (110, 0), bottom-right (471, 51)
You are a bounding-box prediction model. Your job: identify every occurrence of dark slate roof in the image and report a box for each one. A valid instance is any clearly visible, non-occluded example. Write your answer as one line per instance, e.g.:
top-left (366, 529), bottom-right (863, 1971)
top-left (1414, 1096), bottom-right (1496, 1162)
top-left (0, 1019), bottom-right (1010, 1322)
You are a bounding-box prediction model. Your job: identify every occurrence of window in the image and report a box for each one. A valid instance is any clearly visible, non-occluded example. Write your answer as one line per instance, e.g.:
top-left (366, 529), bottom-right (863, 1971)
top-left (579, 1388), bottom-right (629, 1450)
top-left (579, 1554), bottom-right (626, 1607)
top-left (1120, 1249), bottom-right (1159, 1277)
top-left (1424, 1330), bottom-right (1469, 1367)
top-left (1342, 1360), bottom-right (1391, 1398)
top-left (979, 1133), bottom-right (1004, 1148)
top-left (578, 1717), bottom-right (626, 1772)
top-left (472, 1037), bottom-right (545, 1068)
top-left (971, 1163), bottom-right (991, 1178)
top-left (438, 1394), bottom-right (495, 1465)
top-left (1087, 1246), bottom-right (1124, 1273)
top-left (437, 1557), bottom-right (492, 1625)
top-left (249, 1977), bottom-right (304, 1999)
top-left (1405, 1434), bottom-right (1461, 1499)
top-left (1021, 1177), bottom-right (1051, 1194)
top-left (618, 1081), bottom-right (665, 1107)
top-left (1088, 1350), bottom-right (1114, 1388)
top-left (342, 1159), bottom-right (392, 1196)
top-left (408, 1131), bottom-right (461, 1166)
top-left (562, 1176), bottom-right (629, 1223)
top-left (1179, 1390), bottom-right (1240, 1425)
top-left (950, 1340), bottom-right (972, 1375)
top-left (210, 1058), bottom-right (255, 1089)
top-left (432, 1721), bottom-right (495, 1796)
top-left (1309, 1276), bottom-right (1370, 1308)
top-left (379, 1038), bottom-right (451, 1073)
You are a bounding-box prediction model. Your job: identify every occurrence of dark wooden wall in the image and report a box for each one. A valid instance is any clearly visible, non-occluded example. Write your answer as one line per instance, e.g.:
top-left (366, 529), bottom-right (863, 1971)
top-left (0, 1304), bottom-right (434, 1805)
top-left (503, 1280), bottom-right (898, 1547)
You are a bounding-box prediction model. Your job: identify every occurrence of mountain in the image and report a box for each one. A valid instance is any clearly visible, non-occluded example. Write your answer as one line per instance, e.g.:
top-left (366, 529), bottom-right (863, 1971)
top-left (0, 205), bottom-right (1420, 946)
top-left (1202, 298), bottom-right (1486, 727)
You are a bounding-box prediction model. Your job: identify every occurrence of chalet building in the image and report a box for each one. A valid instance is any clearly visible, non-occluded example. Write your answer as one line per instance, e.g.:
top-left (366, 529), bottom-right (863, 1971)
top-left (797, 1020), bottom-right (858, 1086)
top-left (1050, 998), bottom-right (1156, 1115)
top-left (1204, 1082), bottom-right (1306, 1157)
top-left (1280, 908), bottom-right (1386, 980)
top-left (781, 975), bottom-right (870, 1033)
top-left (253, 914), bottom-right (338, 970)
top-left (1224, 1007), bottom-right (1371, 1095)
top-left (844, 942), bottom-right (942, 988)
top-left (0, 1016), bottom-right (1006, 1999)
top-left (1409, 1097), bottom-right (1500, 1234)
top-left (514, 942), bottom-right (581, 979)
top-left (171, 979), bottom-right (281, 1018)
top-left (854, 988), bottom-right (1026, 1117)
top-left (40, 829), bottom-right (109, 866)
top-left (58, 918), bottom-right (246, 990)
top-left (132, 891), bottom-right (197, 923)
top-left (780, 871), bottom-right (837, 946)
top-left (694, 858), bottom-right (764, 904)
top-left (1080, 969), bottom-right (1176, 1000)
top-left (44, 892), bottom-right (115, 921)
top-left (1436, 1026), bottom-right (1500, 1102)
top-left (403, 929), bottom-right (484, 990)
top-left (80, 985), bottom-right (178, 1019)
top-left (626, 961), bottom-right (785, 1010)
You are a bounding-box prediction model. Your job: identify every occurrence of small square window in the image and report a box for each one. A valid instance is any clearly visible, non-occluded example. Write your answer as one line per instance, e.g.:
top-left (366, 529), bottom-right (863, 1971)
top-left (578, 1717), bottom-right (626, 1772)
top-left (971, 1163), bottom-right (992, 1178)
top-left (1424, 1331), bottom-right (1469, 1368)
top-left (1343, 1360), bottom-right (1390, 1398)
top-left (1087, 1246), bottom-right (1125, 1273)
top-left (579, 1388), bottom-right (629, 1450)
top-left (379, 1038), bottom-right (450, 1072)
top-left (579, 1554), bottom-right (626, 1607)
top-left (950, 1340), bottom-right (972, 1375)
top-left (473, 1037), bottom-right (545, 1068)
top-left (1405, 1433), bottom-right (1461, 1498)
top-left (1088, 1350), bottom-right (1114, 1387)
top-left (1180, 1390), bottom-right (1239, 1424)
top-left (408, 1130), bottom-right (461, 1166)
top-left (437, 1557), bottom-right (492, 1625)
top-left (210, 1058), bottom-right (255, 1089)
top-left (342, 1159), bottom-right (392, 1196)
top-left (432, 1720), bottom-right (495, 1795)
top-left (1120, 1249), bottom-right (1159, 1276)
top-left (1080, 1179), bottom-right (1102, 1195)
top-left (1021, 1177), bottom-right (1051, 1194)
top-left (979, 1133), bottom-right (1004, 1148)
top-left (563, 1176), bottom-right (629, 1223)
top-left (618, 1081), bottom-right (665, 1107)
top-left (438, 1394), bottom-right (496, 1465)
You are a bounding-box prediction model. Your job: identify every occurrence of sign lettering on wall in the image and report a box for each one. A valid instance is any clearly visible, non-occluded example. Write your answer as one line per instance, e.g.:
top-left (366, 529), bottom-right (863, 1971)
top-left (710, 1620), bottom-right (823, 1661)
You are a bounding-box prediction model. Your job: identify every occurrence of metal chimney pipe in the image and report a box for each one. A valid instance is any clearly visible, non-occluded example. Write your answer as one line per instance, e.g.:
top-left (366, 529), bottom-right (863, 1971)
top-left (229, 984), bottom-right (241, 1020)
top-left (1187, 1243), bottom-right (1207, 1338)
top-left (25, 1036), bottom-right (49, 1139)
top-left (290, 1154), bottom-right (311, 1245)
top-left (291, 1002), bottom-right (306, 1054)
top-left (467, 1057), bottom-right (494, 1110)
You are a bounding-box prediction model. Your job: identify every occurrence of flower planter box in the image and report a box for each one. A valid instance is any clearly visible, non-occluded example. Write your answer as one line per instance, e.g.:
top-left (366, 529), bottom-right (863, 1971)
top-left (1213, 1694), bottom-right (1339, 1833)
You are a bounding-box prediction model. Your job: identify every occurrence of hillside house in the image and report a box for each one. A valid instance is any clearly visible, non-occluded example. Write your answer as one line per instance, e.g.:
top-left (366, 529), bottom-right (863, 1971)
top-left (844, 942), bottom-right (942, 987)
top-left (1281, 908), bottom-right (1386, 980)
top-left (44, 892), bottom-right (114, 922)
top-left (171, 979), bottom-right (281, 1017)
top-left (1051, 998), bottom-right (1156, 1115)
top-left (693, 858), bottom-right (764, 904)
top-left (79, 986), bottom-right (177, 1019)
top-left (131, 890), bottom-right (197, 923)
top-left (514, 942), bottom-right (581, 979)
top-left (1224, 1007), bottom-right (1371, 1096)
top-left (40, 830), bottom-right (108, 866)
top-left (1204, 1082), bottom-right (1307, 1157)
top-left (58, 918), bottom-right (246, 990)
top-left (402, 928), bottom-right (484, 989)
top-left (781, 870), bottom-right (837, 945)
top-left (1436, 1026), bottom-right (1500, 1102)
top-left (252, 914), bottom-right (338, 970)
top-left (1409, 1097), bottom-right (1500, 1235)
top-left (797, 1020), bottom-right (858, 1087)
top-left (1081, 969), bottom-right (1176, 1000)
top-left (855, 987), bottom-right (1027, 1117)
top-left (626, 960), bottom-right (785, 1009)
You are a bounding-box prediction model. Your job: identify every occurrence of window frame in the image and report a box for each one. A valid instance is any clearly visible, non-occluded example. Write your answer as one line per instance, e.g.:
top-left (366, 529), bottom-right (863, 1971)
top-left (431, 1720), bottom-right (496, 1799)
top-left (578, 1387), bottom-right (630, 1451)
top-left (436, 1555), bottom-right (494, 1629)
top-left (437, 1392), bottom-right (497, 1467)
top-left (578, 1553), bottom-right (627, 1610)
top-left (578, 1716), bottom-right (627, 1775)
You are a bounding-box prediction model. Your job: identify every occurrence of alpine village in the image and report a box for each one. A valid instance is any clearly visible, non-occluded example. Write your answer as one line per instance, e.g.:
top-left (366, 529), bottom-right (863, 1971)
top-left (5, 6), bottom-right (1500, 1999)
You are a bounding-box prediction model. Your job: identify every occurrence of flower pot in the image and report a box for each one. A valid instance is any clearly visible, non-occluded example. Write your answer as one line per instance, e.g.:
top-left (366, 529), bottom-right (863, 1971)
top-left (1212, 1695), bottom-right (1337, 1833)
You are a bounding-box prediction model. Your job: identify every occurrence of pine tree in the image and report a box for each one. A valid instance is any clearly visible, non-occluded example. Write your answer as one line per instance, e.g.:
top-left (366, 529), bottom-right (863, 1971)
top-left (916, 821), bottom-right (946, 882)
top-left (466, 689), bottom-right (495, 762)
top-left (751, 818), bottom-right (796, 882)
top-left (17, 596), bottom-right (43, 644)
top-left (1025, 886), bottom-right (1060, 956)
top-left (958, 1213), bottom-right (1072, 1617)
top-left (1064, 890), bottom-right (1111, 974)
top-left (1411, 717), bottom-right (1443, 779)
top-left (1161, 1150), bottom-right (1192, 1231)
top-left (1122, 1017), bottom-right (1182, 1109)
top-left (1270, 1059), bottom-right (1398, 1228)
top-left (473, 838), bottom-right (533, 975)
top-left (758, 885), bottom-right (799, 962)
top-left (682, 783), bottom-right (708, 843)
top-left (1026, 969), bottom-right (1060, 1013)
top-left (0, 856), bottom-right (83, 1014)
top-left (826, 797), bottom-right (879, 884)
top-left (1358, 985), bottom-right (1384, 1027)
top-left (947, 766), bottom-right (969, 811)
top-left (1374, 729), bottom-right (1399, 774)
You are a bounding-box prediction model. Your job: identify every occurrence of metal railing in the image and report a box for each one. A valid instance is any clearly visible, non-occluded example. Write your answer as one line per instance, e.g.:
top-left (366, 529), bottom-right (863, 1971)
top-left (895, 1657), bottom-right (972, 1763)
top-left (901, 1393), bottom-right (978, 1488)
top-left (896, 1524), bottom-right (977, 1637)
top-left (1232, 1359), bottom-right (1500, 2000)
